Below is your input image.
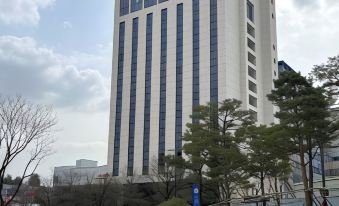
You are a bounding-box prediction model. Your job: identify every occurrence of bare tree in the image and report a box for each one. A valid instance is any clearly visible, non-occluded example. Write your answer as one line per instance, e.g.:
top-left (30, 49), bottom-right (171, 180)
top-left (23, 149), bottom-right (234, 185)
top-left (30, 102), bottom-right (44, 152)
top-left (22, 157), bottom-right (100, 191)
top-left (92, 175), bottom-right (119, 206)
top-left (147, 156), bottom-right (186, 201)
top-left (38, 175), bottom-right (55, 206)
top-left (0, 95), bottom-right (57, 206)
top-left (63, 170), bottom-right (81, 190)
top-left (85, 171), bottom-right (96, 185)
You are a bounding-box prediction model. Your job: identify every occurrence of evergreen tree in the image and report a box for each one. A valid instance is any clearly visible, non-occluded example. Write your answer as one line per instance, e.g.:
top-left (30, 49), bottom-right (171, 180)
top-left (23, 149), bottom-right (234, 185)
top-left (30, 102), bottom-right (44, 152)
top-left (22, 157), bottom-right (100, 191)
top-left (246, 125), bottom-right (293, 206)
top-left (28, 173), bottom-right (41, 187)
top-left (312, 55), bottom-right (339, 100)
top-left (183, 104), bottom-right (214, 205)
top-left (3, 174), bottom-right (13, 185)
top-left (183, 99), bottom-right (254, 205)
top-left (268, 71), bottom-right (334, 206)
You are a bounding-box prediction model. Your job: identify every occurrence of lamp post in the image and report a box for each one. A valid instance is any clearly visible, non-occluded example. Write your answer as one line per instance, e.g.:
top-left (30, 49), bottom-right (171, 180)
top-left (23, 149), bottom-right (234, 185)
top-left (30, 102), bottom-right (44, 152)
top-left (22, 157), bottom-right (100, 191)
top-left (320, 143), bottom-right (328, 206)
top-left (166, 149), bottom-right (177, 197)
top-left (167, 148), bottom-right (183, 197)
top-left (319, 143), bottom-right (339, 205)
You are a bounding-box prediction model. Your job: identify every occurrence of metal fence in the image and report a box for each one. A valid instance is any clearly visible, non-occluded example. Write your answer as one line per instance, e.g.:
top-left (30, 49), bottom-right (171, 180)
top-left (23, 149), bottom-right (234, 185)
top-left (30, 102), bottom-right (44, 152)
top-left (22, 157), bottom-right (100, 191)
top-left (209, 196), bottom-right (339, 206)
top-left (236, 197), bottom-right (339, 206)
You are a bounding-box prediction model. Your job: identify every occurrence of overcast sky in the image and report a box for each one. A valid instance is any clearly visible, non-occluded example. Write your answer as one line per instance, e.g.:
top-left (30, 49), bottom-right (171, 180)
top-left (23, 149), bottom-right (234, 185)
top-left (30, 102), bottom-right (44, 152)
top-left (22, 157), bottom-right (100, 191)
top-left (1, 0), bottom-right (339, 177)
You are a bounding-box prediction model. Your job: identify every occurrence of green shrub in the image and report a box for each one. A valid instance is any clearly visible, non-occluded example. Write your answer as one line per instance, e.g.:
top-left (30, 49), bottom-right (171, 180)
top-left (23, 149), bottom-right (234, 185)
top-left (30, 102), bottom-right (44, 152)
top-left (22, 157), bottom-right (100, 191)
top-left (159, 198), bottom-right (189, 206)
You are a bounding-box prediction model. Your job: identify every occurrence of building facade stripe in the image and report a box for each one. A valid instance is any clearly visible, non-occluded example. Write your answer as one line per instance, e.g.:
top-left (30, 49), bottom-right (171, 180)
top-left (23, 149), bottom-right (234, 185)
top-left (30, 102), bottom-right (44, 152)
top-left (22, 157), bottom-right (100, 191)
top-left (120, 0), bottom-right (129, 16)
top-left (158, 8), bottom-right (167, 166)
top-left (142, 13), bottom-right (153, 175)
top-left (175, 3), bottom-right (184, 156)
top-left (144, 0), bottom-right (157, 8)
top-left (127, 17), bottom-right (139, 176)
top-left (192, 0), bottom-right (200, 110)
top-left (210, 0), bottom-right (218, 103)
top-left (131, 0), bottom-right (143, 12)
top-left (113, 22), bottom-right (126, 176)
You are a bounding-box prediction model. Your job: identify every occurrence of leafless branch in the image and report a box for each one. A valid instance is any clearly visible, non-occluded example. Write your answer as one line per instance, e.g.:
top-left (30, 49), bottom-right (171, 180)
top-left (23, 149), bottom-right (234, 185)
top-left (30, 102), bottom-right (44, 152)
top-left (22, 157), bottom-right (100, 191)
top-left (0, 95), bottom-right (57, 206)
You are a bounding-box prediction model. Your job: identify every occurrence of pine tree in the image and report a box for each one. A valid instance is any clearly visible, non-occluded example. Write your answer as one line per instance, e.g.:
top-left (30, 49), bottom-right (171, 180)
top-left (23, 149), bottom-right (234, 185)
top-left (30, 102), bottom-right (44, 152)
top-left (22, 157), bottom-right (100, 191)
top-left (312, 55), bottom-right (339, 100)
top-left (246, 125), bottom-right (293, 206)
top-left (268, 71), bottom-right (334, 206)
top-left (183, 99), bottom-right (254, 205)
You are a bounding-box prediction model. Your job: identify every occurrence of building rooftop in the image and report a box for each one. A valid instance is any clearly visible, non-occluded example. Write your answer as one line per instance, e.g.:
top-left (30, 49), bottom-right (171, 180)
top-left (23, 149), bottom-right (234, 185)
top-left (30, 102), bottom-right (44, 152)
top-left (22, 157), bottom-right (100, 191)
top-left (278, 60), bottom-right (296, 73)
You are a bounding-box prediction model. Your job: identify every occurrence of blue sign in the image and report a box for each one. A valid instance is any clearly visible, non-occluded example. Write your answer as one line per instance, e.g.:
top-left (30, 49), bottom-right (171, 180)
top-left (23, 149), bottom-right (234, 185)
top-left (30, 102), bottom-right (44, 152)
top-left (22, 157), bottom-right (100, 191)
top-left (192, 184), bottom-right (200, 206)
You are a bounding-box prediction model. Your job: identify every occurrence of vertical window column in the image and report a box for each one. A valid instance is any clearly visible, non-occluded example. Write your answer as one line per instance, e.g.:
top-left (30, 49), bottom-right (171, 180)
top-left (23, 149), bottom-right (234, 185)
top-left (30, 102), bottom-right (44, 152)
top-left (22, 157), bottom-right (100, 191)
top-left (247, 0), bottom-right (254, 22)
top-left (210, 0), bottom-right (218, 103)
top-left (131, 0), bottom-right (143, 12)
top-left (120, 0), bottom-right (129, 16)
top-left (159, 9), bottom-right (168, 167)
top-left (143, 13), bottom-right (153, 175)
top-left (127, 18), bottom-right (139, 176)
top-left (144, 0), bottom-right (157, 8)
top-left (175, 3), bottom-right (183, 156)
top-left (113, 22), bottom-right (126, 176)
top-left (192, 0), bottom-right (200, 111)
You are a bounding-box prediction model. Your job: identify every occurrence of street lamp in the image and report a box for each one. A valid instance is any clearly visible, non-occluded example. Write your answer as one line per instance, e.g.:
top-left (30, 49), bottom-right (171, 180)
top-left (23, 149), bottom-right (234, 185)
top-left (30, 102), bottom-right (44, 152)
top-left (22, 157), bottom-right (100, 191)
top-left (167, 148), bottom-right (183, 197)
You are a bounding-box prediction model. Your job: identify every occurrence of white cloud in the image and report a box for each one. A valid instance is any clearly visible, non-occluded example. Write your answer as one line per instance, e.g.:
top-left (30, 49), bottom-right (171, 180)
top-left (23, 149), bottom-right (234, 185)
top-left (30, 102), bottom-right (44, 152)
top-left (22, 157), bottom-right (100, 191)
top-left (66, 42), bottom-right (113, 76)
top-left (0, 0), bottom-right (54, 25)
top-left (0, 35), bottom-right (110, 112)
top-left (63, 21), bottom-right (72, 29)
top-left (276, 0), bottom-right (339, 75)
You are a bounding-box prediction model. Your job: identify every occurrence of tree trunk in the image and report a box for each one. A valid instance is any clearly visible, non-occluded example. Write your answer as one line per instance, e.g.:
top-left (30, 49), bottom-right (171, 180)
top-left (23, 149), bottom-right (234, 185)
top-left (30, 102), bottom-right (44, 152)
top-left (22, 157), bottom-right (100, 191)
top-left (0, 195), bottom-right (4, 206)
top-left (47, 194), bottom-right (51, 206)
top-left (308, 138), bottom-right (314, 205)
top-left (226, 185), bottom-right (231, 206)
top-left (300, 141), bottom-right (312, 206)
top-left (260, 171), bottom-right (266, 206)
top-left (274, 177), bottom-right (281, 206)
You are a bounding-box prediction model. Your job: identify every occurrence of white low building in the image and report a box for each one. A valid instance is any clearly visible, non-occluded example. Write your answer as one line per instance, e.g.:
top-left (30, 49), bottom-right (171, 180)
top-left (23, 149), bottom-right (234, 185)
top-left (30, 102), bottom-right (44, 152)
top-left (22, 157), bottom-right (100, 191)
top-left (53, 159), bottom-right (108, 186)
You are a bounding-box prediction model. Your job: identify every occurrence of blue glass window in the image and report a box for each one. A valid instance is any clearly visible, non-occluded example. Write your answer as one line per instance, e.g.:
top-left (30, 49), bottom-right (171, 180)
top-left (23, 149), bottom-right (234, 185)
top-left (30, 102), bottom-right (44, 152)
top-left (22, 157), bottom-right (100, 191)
top-left (159, 0), bottom-right (168, 3)
top-left (210, 0), bottom-right (218, 103)
top-left (120, 0), bottom-right (129, 16)
top-left (192, 0), bottom-right (200, 113)
top-left (127, 17), bottom-right (139, 176)
top-left (247, 0), bottom-right (254, 22)
top-left (143, 13), bottom-right (153, 175)
top-left (113, 22), bottom-right (126, 176)
top-left (144, 0), bottom-right (157, 8)
top-left (159, 8), bottom-right (167, 167)
top-left (131, 0), bottom-right (143, 12)
top-left (175, 3), bottom-right (183, 156)
top-left (249, 94), bottom-right (257, 107)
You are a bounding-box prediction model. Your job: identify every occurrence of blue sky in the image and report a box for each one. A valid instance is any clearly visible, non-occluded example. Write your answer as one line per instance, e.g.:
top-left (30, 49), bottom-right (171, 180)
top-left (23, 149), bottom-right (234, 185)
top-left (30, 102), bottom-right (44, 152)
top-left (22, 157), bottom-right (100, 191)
top-left (0, 0), bottom-right (114, 57)
top-left (1, 0), bottom-right (339, 177)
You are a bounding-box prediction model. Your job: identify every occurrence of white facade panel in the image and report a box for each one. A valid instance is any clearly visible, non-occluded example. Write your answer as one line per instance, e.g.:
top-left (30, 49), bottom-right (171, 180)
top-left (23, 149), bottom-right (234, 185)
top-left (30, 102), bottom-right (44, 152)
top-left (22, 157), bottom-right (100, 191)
top-left (133, 14), bottom-right (146, 175)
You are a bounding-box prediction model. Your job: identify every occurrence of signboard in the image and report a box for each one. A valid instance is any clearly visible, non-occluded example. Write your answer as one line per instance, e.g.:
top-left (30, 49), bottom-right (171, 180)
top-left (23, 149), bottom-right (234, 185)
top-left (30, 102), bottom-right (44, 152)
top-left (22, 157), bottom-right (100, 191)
top-left (192, 184), bottom-right (200, 206)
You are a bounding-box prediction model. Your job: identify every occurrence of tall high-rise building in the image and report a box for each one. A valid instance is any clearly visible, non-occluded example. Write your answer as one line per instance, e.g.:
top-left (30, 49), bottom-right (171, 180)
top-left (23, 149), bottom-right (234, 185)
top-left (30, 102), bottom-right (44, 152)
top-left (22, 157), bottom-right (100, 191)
top-left (108, 0), bottom-right (278, 177)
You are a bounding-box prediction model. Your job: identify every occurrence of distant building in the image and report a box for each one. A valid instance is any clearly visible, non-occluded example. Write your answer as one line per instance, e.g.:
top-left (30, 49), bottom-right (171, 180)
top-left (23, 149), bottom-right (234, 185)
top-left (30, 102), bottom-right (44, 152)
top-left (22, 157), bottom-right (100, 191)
top-left (53, 159), bottom-right (108, 186)
top-left (292, 108), bottom-right (339, 183)
top-left (278, 60), bottom-right (296, 73)
top-left (1, 184), bottom-right (16, 200)
top-left (324, 107), bottom-right (339, 176)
